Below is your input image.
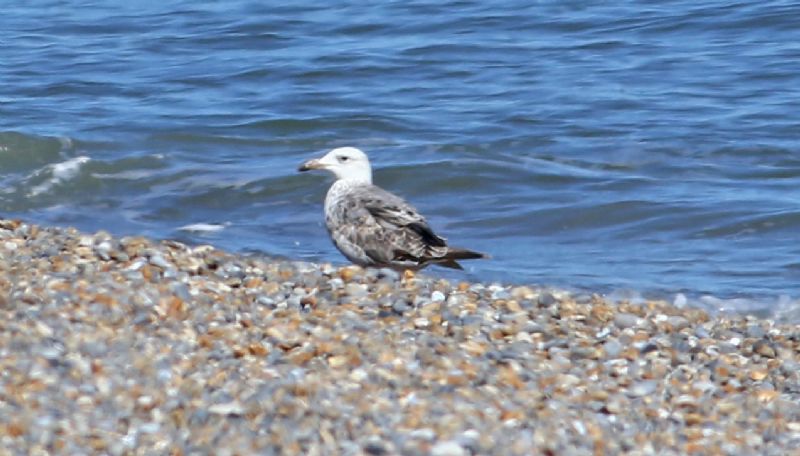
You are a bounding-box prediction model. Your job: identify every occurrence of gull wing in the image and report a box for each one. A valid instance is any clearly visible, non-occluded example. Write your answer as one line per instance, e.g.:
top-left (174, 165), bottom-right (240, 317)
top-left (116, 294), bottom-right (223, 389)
top-left (343, 185), bottom-right (449, 266)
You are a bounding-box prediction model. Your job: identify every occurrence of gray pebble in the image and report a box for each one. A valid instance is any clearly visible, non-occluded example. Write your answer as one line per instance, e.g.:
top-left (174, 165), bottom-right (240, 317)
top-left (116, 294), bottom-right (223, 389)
top-left (629, 380), bottom-right (658, 397)
top-left (538, 292), bottom-right (557, 306)
top-left (614, 313), bottom-right (640, 329)
top-left (695, 326), bottom-right (711, 339)
top-left (747, 324), bottom-right (766, 339)
top-left (603, 338), bottom-right (623, 358)
top-left (523, 321), bottom-right (545, 333)
top-left (345, 283), bottom-right (368, 298)
top-left (392, 300), bottom-right (411, 314)
top-left (667, 316), bottom-right (690, 330)
top-left (491, 289), bottom-right (511, 300)
top-left (431, 441), bottom-right (467, 456)
top-left (148, 253), bottom-right (171, 269)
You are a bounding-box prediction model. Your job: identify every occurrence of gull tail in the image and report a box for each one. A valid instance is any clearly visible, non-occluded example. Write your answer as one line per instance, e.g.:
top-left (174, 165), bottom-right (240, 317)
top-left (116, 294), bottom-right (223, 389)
top-left (436, 248), bottom-right (489, 270)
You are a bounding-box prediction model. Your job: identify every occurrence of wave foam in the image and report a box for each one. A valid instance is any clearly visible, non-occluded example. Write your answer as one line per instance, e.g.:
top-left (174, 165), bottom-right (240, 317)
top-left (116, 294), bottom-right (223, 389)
top-left (28, 156), bottom-right (91, 197)
top-left (178, 222), bottom-right (230, 233)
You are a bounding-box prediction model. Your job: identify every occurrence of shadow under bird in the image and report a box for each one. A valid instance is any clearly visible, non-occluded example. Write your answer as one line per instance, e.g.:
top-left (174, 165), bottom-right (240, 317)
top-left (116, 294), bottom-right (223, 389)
top-left (299, 147), bottom-right (487, 271)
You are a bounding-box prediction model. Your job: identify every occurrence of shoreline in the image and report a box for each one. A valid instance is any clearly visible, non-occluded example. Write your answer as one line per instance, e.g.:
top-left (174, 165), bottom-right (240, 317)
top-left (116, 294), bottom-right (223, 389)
top-left (1, 218), bottom-right (798, 454)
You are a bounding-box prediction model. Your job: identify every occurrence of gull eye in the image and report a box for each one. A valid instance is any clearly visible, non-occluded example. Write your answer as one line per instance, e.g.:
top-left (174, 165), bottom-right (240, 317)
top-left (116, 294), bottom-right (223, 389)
top-left (337, 155), bottom-right (350, 162)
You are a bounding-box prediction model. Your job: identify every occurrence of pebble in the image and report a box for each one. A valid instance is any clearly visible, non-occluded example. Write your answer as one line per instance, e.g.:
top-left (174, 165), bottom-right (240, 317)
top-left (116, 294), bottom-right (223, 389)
top-left (345, 283), bottom-right (368, 298)
top-left (614, 312), bottom-right (641, 328)
top-left (667, 315), bottom-right (690, 330)
top-left (603, 338), bottom-right (623, 358)
top-left (431, 440), bottom-right (467, 456)
top-left (747, 324), bottom-right (767, 339)
top-left (392, 300), bottom-right (411, 314)
top-left (538, 291), bottom-right (556, 306)
top-left (629, 380), bottom-right (659, 397)
top-left (148, 253), bottom-right (171, 269)
top-left (0, 218), bottom-right (798, 455)
top-left (208, 402), bottom-right (245, 416)
top-left (414, 317), bottom-right (431, 329)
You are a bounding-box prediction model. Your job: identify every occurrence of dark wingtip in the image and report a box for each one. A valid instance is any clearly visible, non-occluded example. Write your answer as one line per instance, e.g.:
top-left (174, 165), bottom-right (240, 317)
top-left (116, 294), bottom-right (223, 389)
top-left (438, 259), bottom-right (464, 270)
top-left (448, 248), bottom-right (489, 261)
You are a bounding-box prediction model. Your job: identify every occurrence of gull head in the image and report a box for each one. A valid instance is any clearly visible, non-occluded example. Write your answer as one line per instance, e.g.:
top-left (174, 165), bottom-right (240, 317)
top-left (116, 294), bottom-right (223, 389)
top-left (298, 147), bottom-right (372, 184)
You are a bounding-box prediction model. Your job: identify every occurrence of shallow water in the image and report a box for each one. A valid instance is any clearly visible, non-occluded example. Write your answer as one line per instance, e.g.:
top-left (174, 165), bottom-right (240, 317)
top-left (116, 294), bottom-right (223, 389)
top-left (2, 1), bottom-right (800, 319)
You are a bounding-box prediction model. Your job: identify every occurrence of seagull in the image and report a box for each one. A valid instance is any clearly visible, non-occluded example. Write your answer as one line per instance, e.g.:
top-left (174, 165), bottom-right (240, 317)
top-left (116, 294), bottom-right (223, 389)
top-left (299, 147), bottom-right (487, 271)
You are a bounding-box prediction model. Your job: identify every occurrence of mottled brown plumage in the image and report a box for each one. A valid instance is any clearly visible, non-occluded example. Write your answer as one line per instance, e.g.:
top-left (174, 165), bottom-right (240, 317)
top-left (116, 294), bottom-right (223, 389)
top-left (299, 147), bottom-right (486, 270)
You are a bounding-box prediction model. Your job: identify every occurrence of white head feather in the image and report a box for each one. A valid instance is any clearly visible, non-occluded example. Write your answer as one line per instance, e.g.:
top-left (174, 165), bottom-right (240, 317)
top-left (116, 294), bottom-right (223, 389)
top-left (299, 147), bottom-right (373, 184)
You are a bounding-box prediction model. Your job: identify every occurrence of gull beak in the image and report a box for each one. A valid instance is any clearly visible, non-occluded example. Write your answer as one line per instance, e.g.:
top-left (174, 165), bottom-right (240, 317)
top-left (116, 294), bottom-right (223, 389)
top-left (298, 158), bottom-right (325, 172)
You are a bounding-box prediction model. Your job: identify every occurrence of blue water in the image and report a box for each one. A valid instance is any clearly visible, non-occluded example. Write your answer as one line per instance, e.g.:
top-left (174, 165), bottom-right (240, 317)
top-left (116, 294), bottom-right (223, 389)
top-left (2, 1), bottom-right (800, 319)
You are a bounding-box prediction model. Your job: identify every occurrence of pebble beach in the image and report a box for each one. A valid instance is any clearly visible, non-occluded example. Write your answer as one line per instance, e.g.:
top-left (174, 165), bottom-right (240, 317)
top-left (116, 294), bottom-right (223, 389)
top-left (1, 218), bottom-right (799, 455)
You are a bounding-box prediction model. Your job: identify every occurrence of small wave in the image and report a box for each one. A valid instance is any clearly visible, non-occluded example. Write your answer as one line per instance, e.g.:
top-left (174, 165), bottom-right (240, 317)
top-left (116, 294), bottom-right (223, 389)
top-left (28, 156), bottom-right (91, 197)
top-left (0, 131), bottom-right (72, 172)
top-left (604, 289), bottom-right (798, 322)
top-left (773, 295), bottom-right (800, 323)
top-left (178, 222), bottom-right (230, 233)
top-left (92, 170), bottom-right (157, 180)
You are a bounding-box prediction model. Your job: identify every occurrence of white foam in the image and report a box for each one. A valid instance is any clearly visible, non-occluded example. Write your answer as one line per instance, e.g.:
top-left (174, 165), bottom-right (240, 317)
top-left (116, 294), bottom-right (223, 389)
top-left (57, 137), bottom-right (74, 150)
top-left (92, 170), bottom-right (154, 180)
top-left (699, 295), bottom-right (757, 314)
top-left (773, 294), bottom-right (800, 322)
top-left (178, 222), bottom-right (230, 233)
top-left (28, 156), bottom-right (91, 197)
